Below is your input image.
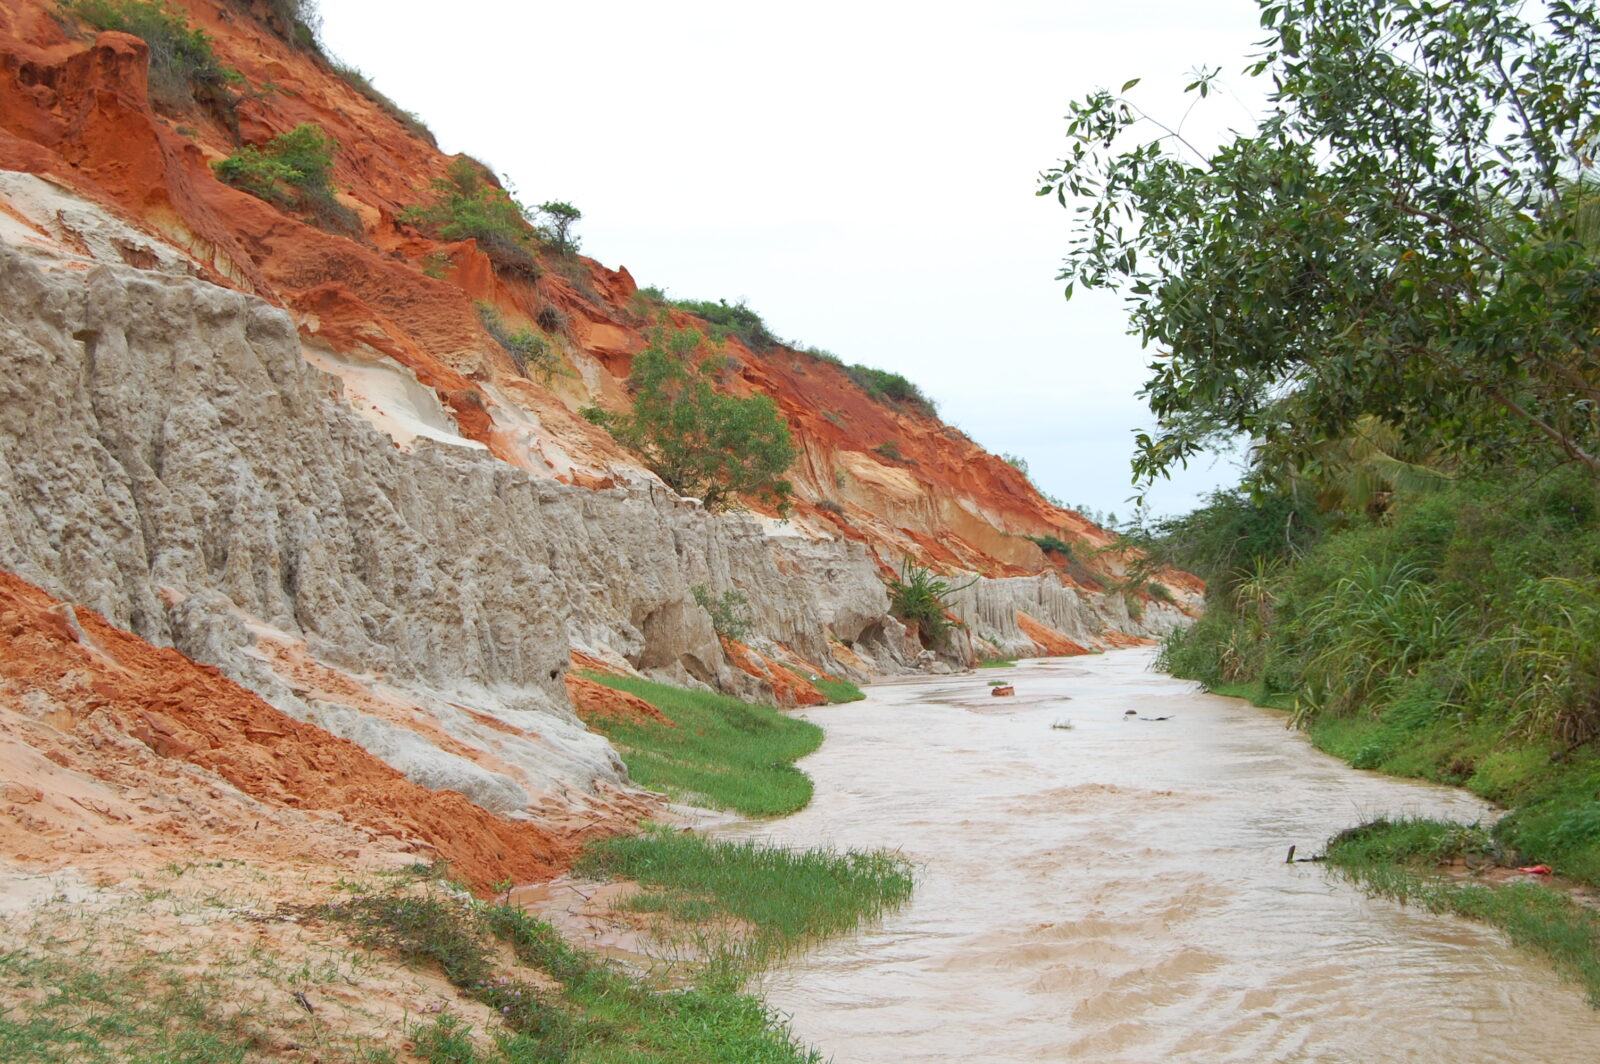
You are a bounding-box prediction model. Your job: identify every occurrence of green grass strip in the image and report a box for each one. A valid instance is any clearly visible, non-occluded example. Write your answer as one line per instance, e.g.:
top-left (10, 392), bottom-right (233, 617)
top-left (810, 674), bottom-right (865, 703)
top-left (581, 673), bottom-right (823, 817)
top-left (1327, 817), bottom-right (1600, 1004)
top-left (576, 827), bottom-right (914, 972)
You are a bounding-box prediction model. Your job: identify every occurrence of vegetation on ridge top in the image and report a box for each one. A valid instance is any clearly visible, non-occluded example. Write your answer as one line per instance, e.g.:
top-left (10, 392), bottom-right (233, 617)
top-left (61, 0), bottom-right (241, 112)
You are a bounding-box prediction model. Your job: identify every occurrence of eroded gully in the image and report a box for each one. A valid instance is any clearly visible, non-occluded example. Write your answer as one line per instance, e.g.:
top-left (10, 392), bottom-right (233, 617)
top-left (724, 648), bottom-right (1600, 1063)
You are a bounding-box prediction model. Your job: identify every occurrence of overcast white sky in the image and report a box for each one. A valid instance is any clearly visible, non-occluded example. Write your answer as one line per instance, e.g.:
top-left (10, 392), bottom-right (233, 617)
top-left (317, 0), bottom-right (1266, 518)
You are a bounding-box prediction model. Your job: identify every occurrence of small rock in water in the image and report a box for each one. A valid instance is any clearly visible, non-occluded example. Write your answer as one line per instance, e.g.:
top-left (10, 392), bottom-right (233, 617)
top-left (991, 685), bottom-right (1015, 698)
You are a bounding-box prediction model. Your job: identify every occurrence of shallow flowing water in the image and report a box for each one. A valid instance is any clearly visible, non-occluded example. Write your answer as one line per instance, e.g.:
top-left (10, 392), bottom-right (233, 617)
top-left (728, 649), bottom-right (1600, 1063)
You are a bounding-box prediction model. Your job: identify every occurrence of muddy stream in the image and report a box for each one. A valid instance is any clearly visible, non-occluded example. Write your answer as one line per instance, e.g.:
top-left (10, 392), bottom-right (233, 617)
top-left (719, 649), bottom-right (1600, 1062)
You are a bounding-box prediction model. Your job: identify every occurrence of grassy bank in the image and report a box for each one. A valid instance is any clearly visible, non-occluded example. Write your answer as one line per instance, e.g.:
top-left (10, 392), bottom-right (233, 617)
top-left (576, 827), bottom-right (914, 971)
top-left (1157, 471), bottom-right (1600, 888)
top-left (581, 673), bottom-right (824, 817)
top-left (1325, 818), bottom-right (1600, 1003)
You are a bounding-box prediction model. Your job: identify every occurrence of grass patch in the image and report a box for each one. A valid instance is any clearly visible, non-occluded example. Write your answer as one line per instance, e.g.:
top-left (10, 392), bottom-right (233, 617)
top-left (575, 827), bottom-right (914, 971)
top-left (321, 877), bottom-right (826, 1063)
top-left (809, 674), bottom-right (865, 703)
top-left (1326, 817), bottom-right (1600, 1004)
top-left (0, 950), bottom-right (261, 1062)
top-left (580, 673), bottom-right (822, 817)
top-left (977, 658), bottom-right (1017, 669)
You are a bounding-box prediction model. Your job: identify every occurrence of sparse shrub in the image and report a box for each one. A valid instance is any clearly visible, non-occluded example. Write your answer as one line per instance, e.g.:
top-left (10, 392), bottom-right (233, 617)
top-left (692, 584), bottom-right (753, 641)
top-left (213, 122), bottom-right (359, 233)
top-left (671, 298), bottom-right (782, 350)
top-left (846, 364), bottom-right (937, 416)
top-left (822, 410), bottom-right (846, 429)
top-left (585, 326), bottom-right (796, 512)
top-left (1148, 581), bottom-right (1176, 605)
top-left (533, 200), bottom-right (582, 254)
top-left (402, 157), bottom-right (538, 278)
top-left (476, 303), bottom-right (560, 382)
top-left (329, 59), bottom-right (437, 146)
top-left (62, 0), bottom-right (240, 112)
top-left (799, 346), bottom-right (844, 366)
top-left (1002, 453), bottom-right (1030, 477)
top-left (536, 304), bottom-right (568, 334)
top-left (420, 250), bottom-right (453, 278)
top-left (873, 440), bottom-right (904, 462)
top-left (887, 561), bottom-right (974, 647)
top-left (816, 498), bottom-right (844, 516)
top-left (1027, 533), bottom-right (1073, 557)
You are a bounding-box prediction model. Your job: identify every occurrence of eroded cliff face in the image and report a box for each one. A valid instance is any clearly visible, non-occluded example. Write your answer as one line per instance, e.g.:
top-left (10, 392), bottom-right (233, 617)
top-left (0, 0), bottom-right (1197, 885)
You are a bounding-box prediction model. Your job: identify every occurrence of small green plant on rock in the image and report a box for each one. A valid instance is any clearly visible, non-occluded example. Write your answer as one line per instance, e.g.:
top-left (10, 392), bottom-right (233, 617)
top-left (402, 158), bottom-right (539, 279)
top-left (213, 123), bottom-right (359, 233)
top-left (692, 584), bottom-right (753, 642)
top-left (887, 561), bottom-right (975, 647)
top-left (475, 303), bottom-right (561, 382)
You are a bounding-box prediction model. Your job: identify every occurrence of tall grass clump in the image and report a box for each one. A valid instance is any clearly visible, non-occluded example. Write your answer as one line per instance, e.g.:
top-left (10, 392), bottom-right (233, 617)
top-left (475, 303), bottom-right (560, 382)
top-left (575, 827), bottom-right (915, 970)
top-left (887, 561), bottom-right (974, 648)
top-left (580, 673), bottom-right (823, 816)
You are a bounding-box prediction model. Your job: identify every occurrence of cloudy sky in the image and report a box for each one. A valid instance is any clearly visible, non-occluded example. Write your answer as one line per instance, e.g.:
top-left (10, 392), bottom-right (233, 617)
top-left (317, 0), bottom-right (1267, 517)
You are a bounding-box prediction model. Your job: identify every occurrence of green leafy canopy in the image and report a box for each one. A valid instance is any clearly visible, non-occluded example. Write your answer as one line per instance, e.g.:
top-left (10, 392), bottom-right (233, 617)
top-left (587, 326), bottom-right (797, 513)
top-left (1040, 0), bottom-right (1600, 487)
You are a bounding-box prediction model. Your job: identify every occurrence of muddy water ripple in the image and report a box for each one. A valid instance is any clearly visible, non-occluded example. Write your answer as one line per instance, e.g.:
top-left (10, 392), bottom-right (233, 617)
top-left (728, 649), bottom-right (1600, 1063)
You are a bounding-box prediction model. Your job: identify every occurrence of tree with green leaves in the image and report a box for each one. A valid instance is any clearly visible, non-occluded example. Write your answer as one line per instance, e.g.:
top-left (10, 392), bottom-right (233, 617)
top-left (535, 200), bottom-right (583, 254)
top-left (585, 327), bottom-right (797, 512)
top-left (1040, 0), bottom-right (1600, 486)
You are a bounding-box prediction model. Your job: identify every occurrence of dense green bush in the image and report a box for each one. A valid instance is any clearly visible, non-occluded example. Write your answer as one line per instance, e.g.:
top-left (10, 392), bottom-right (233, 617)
top-left (671, 298), bottom-right (782, 350)
top-left (212, 123), bottom-right (359, 232)
top-left (62, 0), bottom-right (240, 111)
top-left (846, 364), bottom-right (937, 416)
top-left (584, 327), bottom-right (796, 512)
top-left (403, 158), bottom-right (538, 278)
top-left (1157, 469), bottom-right (1600, 883)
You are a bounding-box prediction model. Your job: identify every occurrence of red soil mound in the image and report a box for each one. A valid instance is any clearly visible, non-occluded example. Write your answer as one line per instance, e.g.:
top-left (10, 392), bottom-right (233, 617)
top-left (564, 673), bottom-right (672, 727)
top-left (1015, 610), bottom-right (1091, 658)
top-left (720, 637), bottom-right (827, 707)
top-left (0, 572), bottom-right (581, 892)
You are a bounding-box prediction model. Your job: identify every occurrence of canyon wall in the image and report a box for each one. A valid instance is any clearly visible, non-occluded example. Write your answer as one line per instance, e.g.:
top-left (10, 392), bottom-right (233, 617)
top-left (0, 0), bottom-right (1198, 884)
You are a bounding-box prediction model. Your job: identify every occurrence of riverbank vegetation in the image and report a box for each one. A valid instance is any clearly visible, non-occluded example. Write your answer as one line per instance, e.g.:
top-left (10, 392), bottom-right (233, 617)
top-left (576, 827), bottom-right (914, 972)
top-left (1043, 0), bottom-right (1600, 984)
top-left (1325, 819), bottom-right (1600, 1004)
top-left (580, 673), bottom-right (824, 817)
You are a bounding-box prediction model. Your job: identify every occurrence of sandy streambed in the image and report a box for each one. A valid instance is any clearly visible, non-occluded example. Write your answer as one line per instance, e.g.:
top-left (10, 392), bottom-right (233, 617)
top-left (726, 648), bottom-right (1600, 1063)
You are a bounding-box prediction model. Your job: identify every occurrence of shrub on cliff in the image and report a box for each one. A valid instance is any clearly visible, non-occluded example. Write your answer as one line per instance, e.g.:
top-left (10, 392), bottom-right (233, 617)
top-left (62, 0), bottom-right (241, 112)
top-left (584, 326), bottom-right (796, 513)
top-left (213, 123), bottom-right (359, 233)
top-left (474, 303), bottom-right (561, 383)
top-left (846, 365), bottom-right (937, 416)
top-left (402, 158), bottom-right (539, 279)
top-left (692, 584), bottom-right (753, 642)
top-left (670, 298), bottom-right (782, 351)
top-left (887, 561), bottom-right (974, 647)
top-left (533, 200), bottom-right (583, 255)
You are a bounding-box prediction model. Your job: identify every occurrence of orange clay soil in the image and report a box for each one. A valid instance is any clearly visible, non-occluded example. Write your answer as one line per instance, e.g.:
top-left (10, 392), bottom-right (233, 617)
top-left (1015, 610), bottom-right (1092, 658)
top-left (564, 672), bottom-right (673, 727)
top-left (720, 636), bottom-right (827, 707)
top-left (0, 0), bottom-right (1156, 584)
top-left (0, 571), bottom-right (601, 893)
